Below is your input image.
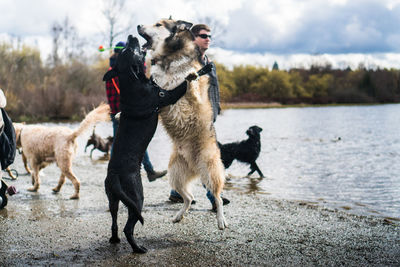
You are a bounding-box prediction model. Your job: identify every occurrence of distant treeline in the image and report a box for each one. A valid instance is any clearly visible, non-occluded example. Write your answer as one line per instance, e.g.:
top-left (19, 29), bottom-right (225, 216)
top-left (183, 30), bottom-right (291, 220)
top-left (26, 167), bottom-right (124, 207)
top-left (1, 43), bottom-right (399, 121)
top-left (0, 43), bottom-right (107, 121)
top-left (216, 62), bottom-right (400, 104)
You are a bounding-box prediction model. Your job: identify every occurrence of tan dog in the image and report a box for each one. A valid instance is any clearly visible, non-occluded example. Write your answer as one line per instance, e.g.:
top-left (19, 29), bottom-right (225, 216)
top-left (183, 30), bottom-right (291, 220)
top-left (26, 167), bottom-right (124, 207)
top-left (138, 19), bottom-right (227, 229)
top-left (13, 104), bottom-right (110, 199)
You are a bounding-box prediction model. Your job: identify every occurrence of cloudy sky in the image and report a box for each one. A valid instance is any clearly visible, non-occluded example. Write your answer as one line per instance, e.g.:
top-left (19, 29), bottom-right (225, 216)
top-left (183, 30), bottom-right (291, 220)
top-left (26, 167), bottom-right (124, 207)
top-left (1, 0), bottom-right (400, 69)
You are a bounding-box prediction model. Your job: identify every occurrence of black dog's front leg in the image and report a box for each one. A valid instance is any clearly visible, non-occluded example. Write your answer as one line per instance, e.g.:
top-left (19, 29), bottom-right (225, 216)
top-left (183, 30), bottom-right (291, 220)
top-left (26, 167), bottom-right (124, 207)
top-left (158, 63), bottom-right (213, 108)
top-left (158, 81), bottom-right (188, 108)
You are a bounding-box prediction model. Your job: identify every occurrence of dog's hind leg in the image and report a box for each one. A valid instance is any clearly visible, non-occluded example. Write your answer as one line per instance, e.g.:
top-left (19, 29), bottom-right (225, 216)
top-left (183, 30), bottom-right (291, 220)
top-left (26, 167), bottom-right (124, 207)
top-left (108, 198), bottom-right (120, 244)
top-left (124, 209), bottom-right (147, 253)
top-left (200, 153), bottom-right (228, 230)
top-left (63, 169), bottom-right (80, 199)
top-left (172, 188), bottom-right (194, 223)
top-left (169, 152), bottom-right (195, 223)
top-left (249, 162), bottom-right (264, 178)
top-left (52, 173), bottom-right (66, 193)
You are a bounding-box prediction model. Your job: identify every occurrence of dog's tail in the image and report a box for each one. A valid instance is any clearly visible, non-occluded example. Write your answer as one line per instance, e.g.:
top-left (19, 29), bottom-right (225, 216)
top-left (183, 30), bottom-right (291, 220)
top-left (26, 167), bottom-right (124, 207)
top-left (69, 103), bottom-right (111, 142)
top-left (108, 174), bottom-right (144, 225)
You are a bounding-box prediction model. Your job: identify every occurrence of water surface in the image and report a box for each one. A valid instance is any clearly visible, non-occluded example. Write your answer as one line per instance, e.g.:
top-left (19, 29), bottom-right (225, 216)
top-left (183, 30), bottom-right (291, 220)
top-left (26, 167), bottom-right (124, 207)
top-left (8, 104), bottom-right (400, 220)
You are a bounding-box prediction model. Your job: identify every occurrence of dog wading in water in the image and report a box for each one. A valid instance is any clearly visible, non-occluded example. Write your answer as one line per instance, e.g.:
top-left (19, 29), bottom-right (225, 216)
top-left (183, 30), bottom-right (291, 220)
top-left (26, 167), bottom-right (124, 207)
top-left (218, 125), bottom-right (264, 178)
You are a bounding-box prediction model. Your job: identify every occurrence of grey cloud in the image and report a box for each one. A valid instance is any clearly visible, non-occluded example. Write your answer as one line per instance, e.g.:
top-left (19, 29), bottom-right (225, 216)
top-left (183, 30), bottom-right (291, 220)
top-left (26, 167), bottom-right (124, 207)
top-left (221, 0), bottom-right (400, 54)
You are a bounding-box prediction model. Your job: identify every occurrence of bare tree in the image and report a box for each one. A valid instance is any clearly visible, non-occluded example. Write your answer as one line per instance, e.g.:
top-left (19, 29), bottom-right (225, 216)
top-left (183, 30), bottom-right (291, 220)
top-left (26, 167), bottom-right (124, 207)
top-left (102, 0), bottom-right (134, 53)
top-left (50, 22), bottom-right (63, 66)
top-left (62, 17), bottom-right (80, 61)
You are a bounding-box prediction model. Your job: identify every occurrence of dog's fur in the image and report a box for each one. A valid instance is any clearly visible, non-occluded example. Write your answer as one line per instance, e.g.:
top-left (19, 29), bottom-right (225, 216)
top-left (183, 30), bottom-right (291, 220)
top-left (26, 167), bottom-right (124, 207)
top-left (84, 127), bottom-right (113, 158)
top-left (138, 19), bottom-right (227, 229)
top-left (104, 35), bottom-right (194, 253)
top-left (13, 104), bottom-right (110, 199)
top-left (218, 125), bottom-right (264, 178)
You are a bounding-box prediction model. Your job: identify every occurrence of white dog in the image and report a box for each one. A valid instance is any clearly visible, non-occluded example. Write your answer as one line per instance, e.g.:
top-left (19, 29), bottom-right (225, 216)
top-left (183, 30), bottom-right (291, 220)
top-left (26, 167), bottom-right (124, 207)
top-left (13, 104), bottom-right (110, 199)
top-left (138, 19), bottom-right (227, 229)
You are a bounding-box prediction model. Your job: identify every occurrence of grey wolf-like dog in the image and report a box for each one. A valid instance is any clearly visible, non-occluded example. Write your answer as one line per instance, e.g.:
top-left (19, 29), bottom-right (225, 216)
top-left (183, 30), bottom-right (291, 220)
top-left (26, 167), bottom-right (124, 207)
top-left (138, 19), bottom-right (227, 229)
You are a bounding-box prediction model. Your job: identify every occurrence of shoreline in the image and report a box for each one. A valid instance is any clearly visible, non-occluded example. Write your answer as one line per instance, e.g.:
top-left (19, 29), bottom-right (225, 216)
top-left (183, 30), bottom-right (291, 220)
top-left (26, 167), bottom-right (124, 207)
top-left (221, 101), bottom-right (398, 109)
top-left (13, 102), bottom-right (398, 123)
top-left (1, 171), bottom-right (399, 266)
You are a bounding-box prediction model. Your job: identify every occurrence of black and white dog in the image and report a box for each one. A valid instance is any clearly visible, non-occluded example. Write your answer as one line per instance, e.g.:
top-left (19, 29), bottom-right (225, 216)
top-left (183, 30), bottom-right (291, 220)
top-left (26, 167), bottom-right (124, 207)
top-left (218, 125), bottom-right (264, 178)
top-left (103, 35), bottom-right (211, 253)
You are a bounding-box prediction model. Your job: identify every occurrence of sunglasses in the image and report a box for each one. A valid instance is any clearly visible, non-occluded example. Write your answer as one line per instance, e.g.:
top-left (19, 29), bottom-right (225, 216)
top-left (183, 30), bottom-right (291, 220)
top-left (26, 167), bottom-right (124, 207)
top-left (196, 34), bottom-right (212, 39)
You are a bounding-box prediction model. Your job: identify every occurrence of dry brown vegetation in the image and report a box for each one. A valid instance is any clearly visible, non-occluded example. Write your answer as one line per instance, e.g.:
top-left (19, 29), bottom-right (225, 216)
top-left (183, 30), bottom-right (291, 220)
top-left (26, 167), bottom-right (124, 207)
top-left (1, 43), bottom-right (400, 122)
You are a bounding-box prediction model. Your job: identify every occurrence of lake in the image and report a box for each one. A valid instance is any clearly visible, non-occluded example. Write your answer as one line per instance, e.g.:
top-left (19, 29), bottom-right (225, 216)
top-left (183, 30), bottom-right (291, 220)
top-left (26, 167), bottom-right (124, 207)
top-left (11, 104), bottom-right (400, 220)
top-left (211, 104), bottom-right (400, 220)
top-left (148, 104), bottom-right (399, 220)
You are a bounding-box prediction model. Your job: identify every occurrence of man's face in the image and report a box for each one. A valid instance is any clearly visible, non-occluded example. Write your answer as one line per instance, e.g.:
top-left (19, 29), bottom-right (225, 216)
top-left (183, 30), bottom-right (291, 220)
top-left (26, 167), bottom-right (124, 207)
top-left (194, 29), bottom-right (211, 52)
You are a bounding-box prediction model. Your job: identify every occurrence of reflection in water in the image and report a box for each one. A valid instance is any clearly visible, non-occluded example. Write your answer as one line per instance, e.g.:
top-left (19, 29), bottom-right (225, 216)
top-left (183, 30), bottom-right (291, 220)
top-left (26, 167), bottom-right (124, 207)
top-left (225, 175), bottom-right (267, 194)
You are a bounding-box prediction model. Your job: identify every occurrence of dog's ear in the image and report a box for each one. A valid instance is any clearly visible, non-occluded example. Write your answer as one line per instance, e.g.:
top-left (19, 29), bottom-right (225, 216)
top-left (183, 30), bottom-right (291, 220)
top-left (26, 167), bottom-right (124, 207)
top-left (165, 21), bottom-right (194, 53)
top-left (176, 20), bottom-right (193, 31)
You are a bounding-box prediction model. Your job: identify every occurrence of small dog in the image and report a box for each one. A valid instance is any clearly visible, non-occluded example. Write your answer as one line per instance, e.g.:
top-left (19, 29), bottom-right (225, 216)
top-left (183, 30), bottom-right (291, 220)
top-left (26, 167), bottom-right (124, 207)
top-left (84, 127), bottom-right (113, 158)
top-left (103, 35), bottom-right (201, 253)
top-left (13, 104), bottom-right (110, 199)
top-left (218, 125), bottom-right (264, 178)
top-left (138, 19), bottom-right (227, 230)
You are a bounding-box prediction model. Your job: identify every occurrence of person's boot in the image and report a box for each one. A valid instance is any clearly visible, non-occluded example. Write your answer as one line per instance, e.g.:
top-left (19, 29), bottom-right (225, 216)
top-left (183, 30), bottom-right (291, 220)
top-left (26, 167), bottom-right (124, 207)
top-left (147, 170), bottom-right (167, 182)
top-left (169, 193), bottom-right (196, 204)
top-left (211, 197), bottom-right (230, 212)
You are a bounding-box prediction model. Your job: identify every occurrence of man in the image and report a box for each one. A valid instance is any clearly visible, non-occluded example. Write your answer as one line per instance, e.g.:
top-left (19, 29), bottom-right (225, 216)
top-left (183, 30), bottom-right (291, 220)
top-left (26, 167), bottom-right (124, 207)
top-left (0, 89), bottom-right (17, 209)
top-left (105, 41), bottom-right (167, 182)
top-left (168, 24), bottom-right (230, 211)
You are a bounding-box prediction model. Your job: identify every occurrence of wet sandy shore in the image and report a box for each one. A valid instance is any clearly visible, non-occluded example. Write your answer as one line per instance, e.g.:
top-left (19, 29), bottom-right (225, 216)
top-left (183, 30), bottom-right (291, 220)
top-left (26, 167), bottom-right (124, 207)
top-left (1, 153), bottom-right (399, 266)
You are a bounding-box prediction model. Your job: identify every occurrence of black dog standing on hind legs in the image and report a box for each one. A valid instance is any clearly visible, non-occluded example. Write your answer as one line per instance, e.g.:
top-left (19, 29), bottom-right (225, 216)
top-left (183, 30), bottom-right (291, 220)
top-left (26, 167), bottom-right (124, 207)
top-left (218, 125), bottom-right (264, 178)
top-left (103, 35), bottom-right (212, 253)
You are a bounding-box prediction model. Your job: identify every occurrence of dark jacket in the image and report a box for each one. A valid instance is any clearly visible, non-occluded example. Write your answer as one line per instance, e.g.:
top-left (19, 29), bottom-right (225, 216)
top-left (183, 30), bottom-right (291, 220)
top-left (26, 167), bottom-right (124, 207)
top-left (201, 55), bottom-right (220, 122)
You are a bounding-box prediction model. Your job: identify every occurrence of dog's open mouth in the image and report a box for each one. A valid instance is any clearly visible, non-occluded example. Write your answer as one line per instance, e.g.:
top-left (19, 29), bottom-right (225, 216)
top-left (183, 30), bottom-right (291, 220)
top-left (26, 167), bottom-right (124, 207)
top-left (137, 26), bottom-right (152, 49)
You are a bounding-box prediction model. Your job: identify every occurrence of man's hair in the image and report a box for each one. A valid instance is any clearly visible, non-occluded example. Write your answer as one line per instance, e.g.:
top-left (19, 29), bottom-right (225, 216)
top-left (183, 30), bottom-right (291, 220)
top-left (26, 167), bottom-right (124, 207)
top-left (191, 24), bottom-right (211, 36)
